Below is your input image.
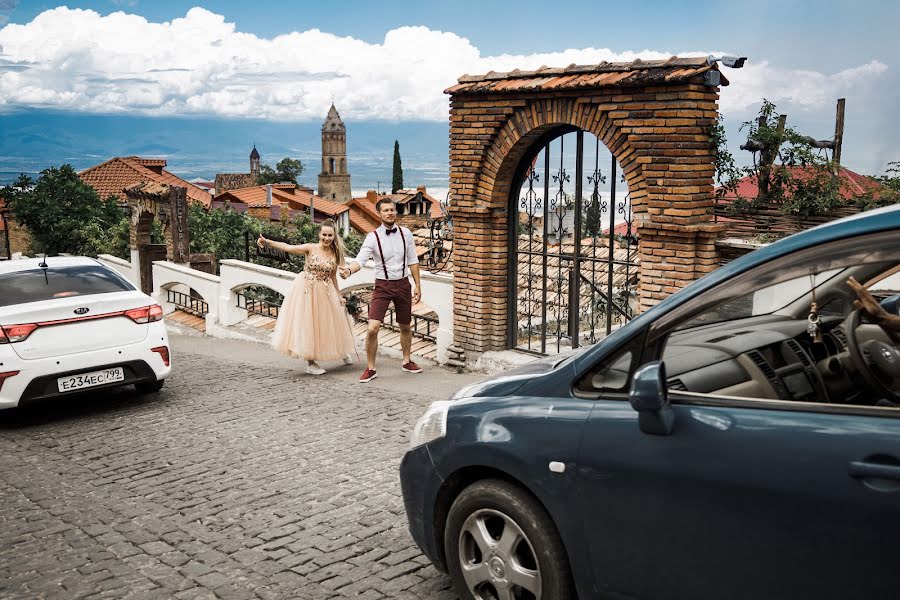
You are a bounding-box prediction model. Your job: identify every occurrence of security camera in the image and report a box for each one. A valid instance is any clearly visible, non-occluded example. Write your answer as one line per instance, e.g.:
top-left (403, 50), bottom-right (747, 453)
top-left (706, 55), bottom-right (747, 69)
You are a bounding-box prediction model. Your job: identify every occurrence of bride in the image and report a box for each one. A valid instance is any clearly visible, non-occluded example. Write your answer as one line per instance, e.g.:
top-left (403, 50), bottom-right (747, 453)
top-left (258, 219), bottom-right (357, 374)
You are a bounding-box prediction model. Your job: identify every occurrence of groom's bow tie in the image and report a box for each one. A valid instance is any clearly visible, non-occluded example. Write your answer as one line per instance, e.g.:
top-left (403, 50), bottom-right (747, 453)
top-left (385, 227), bottom-right (397, 235)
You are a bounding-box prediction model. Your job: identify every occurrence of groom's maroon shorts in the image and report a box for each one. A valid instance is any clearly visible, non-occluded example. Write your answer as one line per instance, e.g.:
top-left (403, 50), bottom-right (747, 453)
top-left (368, 278), bottom-right (413, 325)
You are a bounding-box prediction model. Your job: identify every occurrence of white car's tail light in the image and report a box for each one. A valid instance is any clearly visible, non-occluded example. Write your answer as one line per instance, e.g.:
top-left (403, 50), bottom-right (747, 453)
top-left (0, 371), bottom-right (19, 391)
top-left (125, 304), bottom-right (164, 324)
top-left (151, 346), bottom-right (170, 367)
top-left (0, 324), bottom-right (38, 344)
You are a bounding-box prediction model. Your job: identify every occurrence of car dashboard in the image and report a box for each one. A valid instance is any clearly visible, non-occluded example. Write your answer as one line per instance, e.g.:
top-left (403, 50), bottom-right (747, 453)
top-left (662, 315), bottom-right (879, 405)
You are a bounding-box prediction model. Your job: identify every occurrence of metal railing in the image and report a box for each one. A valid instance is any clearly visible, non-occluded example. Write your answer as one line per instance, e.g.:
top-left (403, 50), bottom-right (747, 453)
top-left (167, 289), bottom-right (209, 316)
top-left (354, 305), bottom-right (438, 343)
top-left (236, 292), bottom-right (281, 319)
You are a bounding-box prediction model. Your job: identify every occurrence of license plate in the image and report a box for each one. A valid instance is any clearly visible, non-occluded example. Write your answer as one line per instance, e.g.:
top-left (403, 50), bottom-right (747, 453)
top-left (57, 367), bottom-right (125, 392)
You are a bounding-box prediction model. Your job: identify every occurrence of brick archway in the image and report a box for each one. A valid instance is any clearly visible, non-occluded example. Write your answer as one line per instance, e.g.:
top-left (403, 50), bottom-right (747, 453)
top-left (126, 181), bottom-right (191, 294)
top-left (447, 57), bottom-right (728, 352)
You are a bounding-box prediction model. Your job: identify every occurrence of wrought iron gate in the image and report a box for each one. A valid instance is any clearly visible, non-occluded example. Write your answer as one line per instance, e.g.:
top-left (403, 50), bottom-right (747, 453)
top-left (509, 129), bottom-right (638, 354)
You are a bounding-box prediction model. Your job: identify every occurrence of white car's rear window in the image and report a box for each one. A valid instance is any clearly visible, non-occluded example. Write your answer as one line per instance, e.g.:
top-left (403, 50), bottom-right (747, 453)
top-left (0, 265), bottom-right (135, 307)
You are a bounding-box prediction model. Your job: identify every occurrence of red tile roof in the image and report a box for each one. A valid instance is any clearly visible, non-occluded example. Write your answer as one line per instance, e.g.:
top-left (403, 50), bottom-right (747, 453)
top-left (80, 157), bottom-right (212, 207)
top-left (446, 56), bottom-right (728, 95)
top-left (191, 180), bottom-right (216, 191)
top-left (347, 188), bottom-right (444, 235)
top-left (217, 185), bottom-right (349, 217)
top-left (718, 165), bottom-right (880, 202)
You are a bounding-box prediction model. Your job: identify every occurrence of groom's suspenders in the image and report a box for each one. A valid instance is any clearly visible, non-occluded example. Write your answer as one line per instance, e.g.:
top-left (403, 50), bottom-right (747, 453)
top-left (372, 228), bottom-right (407, 281)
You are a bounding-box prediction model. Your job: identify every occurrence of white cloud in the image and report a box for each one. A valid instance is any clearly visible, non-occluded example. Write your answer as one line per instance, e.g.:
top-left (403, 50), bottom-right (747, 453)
top-left (0, 6), bottom-right (890, 123)
top-left (720, 59), bottom-right (889, 113)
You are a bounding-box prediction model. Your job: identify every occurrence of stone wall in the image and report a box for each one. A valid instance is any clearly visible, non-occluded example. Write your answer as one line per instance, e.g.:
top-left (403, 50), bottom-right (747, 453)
top-left (6, 219), bottom-right (32, 255)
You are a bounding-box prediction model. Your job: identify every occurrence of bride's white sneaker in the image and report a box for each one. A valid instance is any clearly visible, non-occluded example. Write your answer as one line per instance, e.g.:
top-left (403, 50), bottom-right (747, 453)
top-left (306, 364), bottom-right (326, 375)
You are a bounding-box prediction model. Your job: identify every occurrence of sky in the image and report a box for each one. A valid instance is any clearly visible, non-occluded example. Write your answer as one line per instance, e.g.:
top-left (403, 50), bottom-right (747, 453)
top-left (0, 0), bottom-right (898, 180)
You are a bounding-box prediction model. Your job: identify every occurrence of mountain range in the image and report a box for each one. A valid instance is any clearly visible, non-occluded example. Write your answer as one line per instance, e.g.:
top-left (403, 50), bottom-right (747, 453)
top-left (0, 110), bottom-right (451, 197)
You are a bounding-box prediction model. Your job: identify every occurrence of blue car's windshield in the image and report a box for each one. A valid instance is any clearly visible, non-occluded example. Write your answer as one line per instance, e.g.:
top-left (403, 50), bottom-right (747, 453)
top-left (675, 268), bottom-right (846, 331)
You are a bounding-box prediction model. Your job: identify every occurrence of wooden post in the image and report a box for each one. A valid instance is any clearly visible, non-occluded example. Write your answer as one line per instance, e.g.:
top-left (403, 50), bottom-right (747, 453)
top-left (833, 98), bottom-right (845, 167)
top-left (757, 115), bottom-right (786, 203)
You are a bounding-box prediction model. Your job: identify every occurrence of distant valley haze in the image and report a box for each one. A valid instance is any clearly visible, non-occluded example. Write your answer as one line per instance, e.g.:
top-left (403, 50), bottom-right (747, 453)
top-left (0, 110), bottom-right (451, 198)
top-left (0, 1), bottom-right (896, 192)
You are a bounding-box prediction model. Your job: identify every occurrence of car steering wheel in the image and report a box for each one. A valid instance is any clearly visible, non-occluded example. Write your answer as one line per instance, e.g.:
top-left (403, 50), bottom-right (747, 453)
top-left (843, 308), bottom-right (900, 403)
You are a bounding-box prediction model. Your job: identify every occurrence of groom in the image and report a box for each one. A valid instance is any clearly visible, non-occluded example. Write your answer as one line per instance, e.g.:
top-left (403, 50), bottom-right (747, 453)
top-left (339, 198), bottom-right (423, 382)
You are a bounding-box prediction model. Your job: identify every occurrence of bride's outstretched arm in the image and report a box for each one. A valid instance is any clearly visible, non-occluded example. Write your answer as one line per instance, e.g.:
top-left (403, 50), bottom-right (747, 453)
top-left (257, 235), bottom-right (311, 255)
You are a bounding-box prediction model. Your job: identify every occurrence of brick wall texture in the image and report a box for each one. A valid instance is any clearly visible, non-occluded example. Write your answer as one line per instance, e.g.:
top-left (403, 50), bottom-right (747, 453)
top-left (448, 74), bottom-right (725, 352)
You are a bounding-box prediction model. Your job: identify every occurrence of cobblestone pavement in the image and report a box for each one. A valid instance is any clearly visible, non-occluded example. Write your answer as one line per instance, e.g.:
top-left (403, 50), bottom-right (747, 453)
top-left (0, 344), bottom-right (473, 600)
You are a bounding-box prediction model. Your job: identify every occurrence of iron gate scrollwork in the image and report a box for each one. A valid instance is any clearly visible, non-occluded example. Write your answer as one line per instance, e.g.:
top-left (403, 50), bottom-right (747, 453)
top-left (510, 129), bottom-right (638, 354)
top-left (424, 192), bottom-right (453, 272)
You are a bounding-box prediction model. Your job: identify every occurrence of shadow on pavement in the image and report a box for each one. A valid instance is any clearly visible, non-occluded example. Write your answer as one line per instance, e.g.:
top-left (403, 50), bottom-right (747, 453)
top-left (0, 386), bottom-right (166, 430)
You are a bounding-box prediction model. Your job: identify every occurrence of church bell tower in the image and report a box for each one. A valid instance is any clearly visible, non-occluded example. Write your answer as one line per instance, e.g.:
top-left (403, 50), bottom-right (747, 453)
top-left (317, 104), bottom-right (351, 203)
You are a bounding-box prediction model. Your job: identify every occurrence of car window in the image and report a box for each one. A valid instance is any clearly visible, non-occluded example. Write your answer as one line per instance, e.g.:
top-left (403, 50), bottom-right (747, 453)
top-left (0, 265), bottom-right (135, 307)
top-left (590, 351), bottom-right (633, 390)
top-left (676, 269), bottom-right (843, 330)
top-left (575, 338), bottom-right (642, 396)
top-left (657, 252), bottom-right (900, 412)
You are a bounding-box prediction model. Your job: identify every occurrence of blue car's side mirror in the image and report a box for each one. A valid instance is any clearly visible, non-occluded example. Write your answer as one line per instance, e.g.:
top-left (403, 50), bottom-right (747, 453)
top-left (880, 294), bottom-right (900, 316)
top-left (629, 361), bottom-right (675, 436)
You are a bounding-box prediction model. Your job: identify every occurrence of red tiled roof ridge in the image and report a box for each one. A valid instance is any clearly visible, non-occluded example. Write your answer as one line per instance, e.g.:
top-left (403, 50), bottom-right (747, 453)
top-left (219, 185), bottom-right (349, 215)
top-left (717, 165), bottom-right (881, 202)
top-left (119, 157), bottom-right (210, 198)
top-left (125, 156), bottom-right (167, 167)
top-left (78, 156), bottom-right (122, 178)
top-left (455, 56), bottom-right (710, 84)
top-left (80, 156), bottom-right (212, 207)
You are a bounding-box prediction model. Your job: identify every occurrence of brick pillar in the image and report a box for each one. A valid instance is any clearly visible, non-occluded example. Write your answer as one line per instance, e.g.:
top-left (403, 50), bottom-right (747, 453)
top-left (636, 222), bottom-right (726, 311)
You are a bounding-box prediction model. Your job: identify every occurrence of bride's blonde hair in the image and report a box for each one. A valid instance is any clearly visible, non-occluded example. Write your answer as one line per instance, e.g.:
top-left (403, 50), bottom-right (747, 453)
top-left (319, 219), bottom-right (347, 266)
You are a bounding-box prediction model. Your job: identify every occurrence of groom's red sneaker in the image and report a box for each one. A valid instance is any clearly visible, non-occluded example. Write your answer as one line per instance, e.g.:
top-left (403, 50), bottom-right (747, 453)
top-left (359, 368), bottom-right (377, 383)
top-left (402, 361), bottom-right (423, 373)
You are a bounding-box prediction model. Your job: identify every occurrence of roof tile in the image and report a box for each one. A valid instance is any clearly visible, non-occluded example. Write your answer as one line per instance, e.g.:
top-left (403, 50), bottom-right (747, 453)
top-left (446, 56), bottom-right (726, 95)
top-left (80, 157), bottom-right (212, 207)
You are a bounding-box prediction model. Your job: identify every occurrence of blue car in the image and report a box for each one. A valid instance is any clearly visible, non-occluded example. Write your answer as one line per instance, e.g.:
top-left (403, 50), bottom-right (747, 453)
top-left (400, 205), bottom-right (900, 600)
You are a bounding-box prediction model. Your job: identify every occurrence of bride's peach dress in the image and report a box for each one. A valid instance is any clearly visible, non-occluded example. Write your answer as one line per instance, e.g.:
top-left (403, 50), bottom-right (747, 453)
top-left (272, 252), bottom-right (357, 361)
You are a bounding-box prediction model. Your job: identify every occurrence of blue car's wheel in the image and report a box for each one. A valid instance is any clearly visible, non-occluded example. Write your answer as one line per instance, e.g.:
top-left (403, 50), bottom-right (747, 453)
top-left (444, 479), bottom-right (574, 600)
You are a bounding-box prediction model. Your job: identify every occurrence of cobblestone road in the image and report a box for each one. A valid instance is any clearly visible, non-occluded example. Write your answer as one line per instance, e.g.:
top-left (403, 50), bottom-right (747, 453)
top-left (0, 342), bottom-right (473, 600)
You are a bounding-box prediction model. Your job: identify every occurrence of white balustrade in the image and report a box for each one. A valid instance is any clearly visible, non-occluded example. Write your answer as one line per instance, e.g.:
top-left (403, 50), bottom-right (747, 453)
top-left (96, 255), bottom-right (456, 363)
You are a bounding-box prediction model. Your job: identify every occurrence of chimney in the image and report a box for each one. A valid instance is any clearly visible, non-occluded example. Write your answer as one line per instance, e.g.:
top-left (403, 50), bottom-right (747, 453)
top-left (367, 190), bottom-right (378, 202)
top-left (417, 185), bottom-right (426, 194)
top-left (266, 184), bottom-right (273, 207)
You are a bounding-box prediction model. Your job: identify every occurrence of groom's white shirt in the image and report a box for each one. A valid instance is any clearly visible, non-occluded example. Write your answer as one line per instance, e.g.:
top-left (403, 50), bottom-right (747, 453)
top-left (351, 223), bottom-right (418, 281)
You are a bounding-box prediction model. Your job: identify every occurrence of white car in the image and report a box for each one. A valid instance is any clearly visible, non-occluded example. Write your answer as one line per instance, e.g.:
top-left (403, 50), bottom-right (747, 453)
top-left (0, 256), bottom-right (171, 409)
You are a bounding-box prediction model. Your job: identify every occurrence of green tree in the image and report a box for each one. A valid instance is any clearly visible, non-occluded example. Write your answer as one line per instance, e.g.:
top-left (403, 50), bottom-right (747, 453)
top-left (78, 218), bottom-right (131, 259)
top-left (256, 157), bottom-right (304, 185)
top-left (391, 140), bottom-right (403, 193)
top-left (854, 162), bottom-right (900, 211)
top-left (2, 165), bottom-right (127, 256)
top-left (713, 99), bottom-right (846, 227)
top-left (342, 230), bottom-right (362, 257)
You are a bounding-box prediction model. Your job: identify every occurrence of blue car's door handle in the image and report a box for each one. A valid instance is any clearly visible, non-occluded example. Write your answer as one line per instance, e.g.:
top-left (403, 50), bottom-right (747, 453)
top-left (849, 461), bottom-right (900, 481)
